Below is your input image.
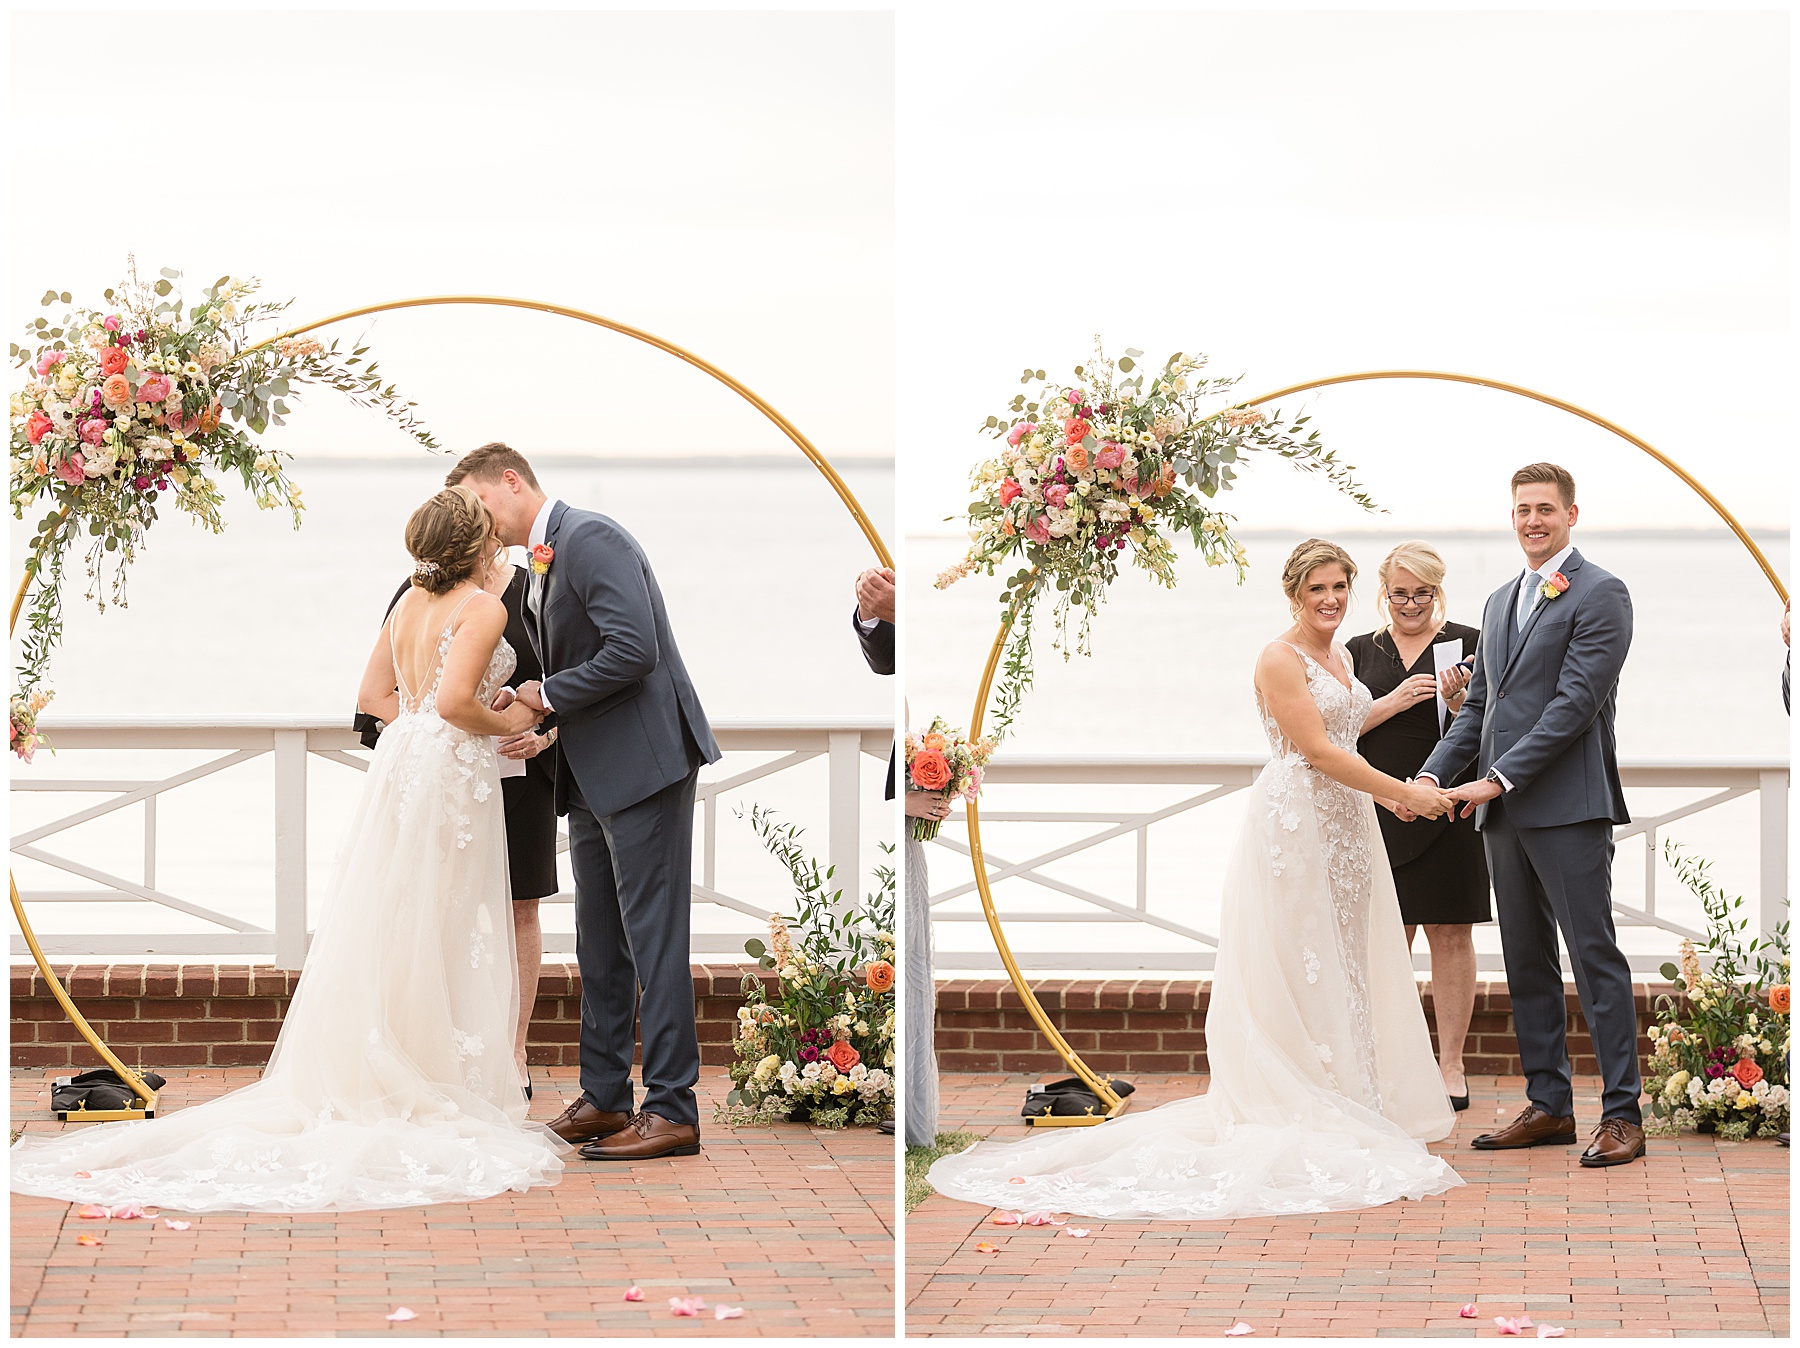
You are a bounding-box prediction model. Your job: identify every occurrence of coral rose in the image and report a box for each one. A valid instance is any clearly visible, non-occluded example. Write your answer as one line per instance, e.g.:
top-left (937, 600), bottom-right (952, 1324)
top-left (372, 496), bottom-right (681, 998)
top-left (999, 478), bottom-right (1022, 506)
top-left (922, 732), bottom-right (946, 752)
top-left (26, 411), bottom-right (54, 446)
top-left (864, 961), bottom-right (895, 994)
top-left (825, 1039), bottom-right (861, 1073)
top-left (101, 374), bottom-right (133, 411)
top-left (911, 748), bottom-right (951, 791)
top-left (1770, 984), bottom-right (1790, 1014)
top-left (1732, 1057), bottom-right (1764, 1088)
top-left (1063, 417), bottom-right (1090, 446)
top-left (98, 347), bottom-right (129, 378)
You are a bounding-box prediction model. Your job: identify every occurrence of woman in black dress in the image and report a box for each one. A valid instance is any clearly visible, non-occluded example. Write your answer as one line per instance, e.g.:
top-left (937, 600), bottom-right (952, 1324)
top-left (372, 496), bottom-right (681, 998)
top-left (355, 544), bottom-right (560, 1099)
top-left (1346, 541), bottom-right (1490, 1111)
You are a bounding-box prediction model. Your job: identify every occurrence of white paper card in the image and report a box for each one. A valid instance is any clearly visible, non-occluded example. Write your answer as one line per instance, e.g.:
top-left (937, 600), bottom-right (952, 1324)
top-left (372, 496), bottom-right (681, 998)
top-left (494, 740), bottom-right (526, 778)
top-left (1431, 639), bottom-right (1464, 737)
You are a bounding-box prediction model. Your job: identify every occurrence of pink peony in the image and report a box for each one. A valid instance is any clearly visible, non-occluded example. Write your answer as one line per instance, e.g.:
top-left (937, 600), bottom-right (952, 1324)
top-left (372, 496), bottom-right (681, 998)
top-left (1044, 483), bottom-right (1071, 510)
top-left (55, 451), bottom-right (86, 486)
top-left (1006, 421), bottom-right (1036, 448)
top-left (998, 478), bottom-right (1022, 506)
top-left (26, 411), bottom-right (54, 446)
top-left (103, 315), bottom-right (122, 332)
top-left (35, 352), bottom-right (67, 376)
top-left (136, 374), bottom-right (171, 403)
top-left (1096, 442), bottom-right (1125, 470)
top-left (1024, 515), bottom-right (1052, 545)
top-left (78, 419), bottom-right (107, 447)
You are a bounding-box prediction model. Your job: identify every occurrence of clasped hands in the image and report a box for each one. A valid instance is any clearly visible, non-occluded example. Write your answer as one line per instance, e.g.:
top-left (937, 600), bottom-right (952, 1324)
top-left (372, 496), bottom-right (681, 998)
top-left (1390, 774), bottom-right (1502, 822)
top-left (490, 683), bottom-right (550, 758)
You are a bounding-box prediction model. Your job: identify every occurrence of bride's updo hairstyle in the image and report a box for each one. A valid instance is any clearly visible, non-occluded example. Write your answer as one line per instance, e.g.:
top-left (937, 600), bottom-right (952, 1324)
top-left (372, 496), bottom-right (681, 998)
top-left (404, 485), bottom-right (496, 596)
top-left (1376, 541), bottom-right (1448, 631)
top-left (1280, 538), bottom-right (1358, 620)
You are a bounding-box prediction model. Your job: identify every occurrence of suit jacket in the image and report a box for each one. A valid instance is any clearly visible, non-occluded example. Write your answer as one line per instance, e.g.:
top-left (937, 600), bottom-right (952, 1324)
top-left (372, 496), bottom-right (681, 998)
top-left (529, 501), bottom-right (721, 818)
top-left (855, 609), bottom-right (896, 800)
top-left (1418, 547), bottom-right (1631, 831)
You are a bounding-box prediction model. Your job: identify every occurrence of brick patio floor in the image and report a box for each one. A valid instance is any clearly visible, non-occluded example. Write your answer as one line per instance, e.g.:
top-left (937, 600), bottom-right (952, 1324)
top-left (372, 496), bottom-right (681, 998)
top-left (907, 1072), bottom-right (1788, 1338)
top-left (11, 1067), bottom-right (894, 1338)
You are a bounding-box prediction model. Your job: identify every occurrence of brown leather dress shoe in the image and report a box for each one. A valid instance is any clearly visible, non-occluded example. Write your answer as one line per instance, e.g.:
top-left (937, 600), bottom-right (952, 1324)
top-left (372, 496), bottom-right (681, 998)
top-left (546, 1098), bottom-right (633, 1144)
top-left (578, 1110), bottom-right (701, 1161)
top-left (1579, 1117), bottom-right (1647, 1167)
top-left (1470, 1104), bottom-right (1578, 1149)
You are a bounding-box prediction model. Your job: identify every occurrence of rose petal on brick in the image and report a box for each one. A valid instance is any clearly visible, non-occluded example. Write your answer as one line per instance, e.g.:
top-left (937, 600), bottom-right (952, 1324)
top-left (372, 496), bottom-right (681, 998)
top-left (164, 1220), bottom-right (191, 1231)
top-left (1495, 1317), bottom-right (1534, 1336)
top-left (1226, 1322), bottom-right (1254, 1336)
top-left (76, 1205), bottom-right (107, 1219)
top-left (1023, 1210), bottom-right (1058, 1226)
top-left (1066, 1228), bottom-right (1091, 1239)
top-left (991, 1211), bottom-right (1022, 1226)
top-left (974, 1241), bottom-right (998, 1254)
top-left (109, 1203), bottom-right (149, 1220)
top-left (1460, 1305), bottom-right (1478, 1318)
top-left (75, 1234), bottom-right (102, 1247)
top-left (385, 1308), bottom-right (416, 1322)
top-left (669, 1297), bottom-right (706, 1317)
top-left (1047, 1215), bottom-right (1068, 1226)
top-left (623, 1286), bottom-right (643, 1302)
top-left (714, 1306), bottom-right (744, 1321)
top-left (1535, 1328), bottom-right (1565, 1340)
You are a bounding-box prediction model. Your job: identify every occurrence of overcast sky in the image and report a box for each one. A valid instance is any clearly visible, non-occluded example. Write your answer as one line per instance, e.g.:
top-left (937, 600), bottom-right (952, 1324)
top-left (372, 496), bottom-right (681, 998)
top-left (10, 9), bottom-right (894, 464)
top-left (897, 8), bottom-right (1791, 544)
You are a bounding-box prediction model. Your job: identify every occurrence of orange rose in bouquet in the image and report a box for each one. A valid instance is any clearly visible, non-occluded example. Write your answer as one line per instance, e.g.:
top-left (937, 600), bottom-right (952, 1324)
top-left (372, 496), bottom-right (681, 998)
top-left (864, 961), bottom-right (895, 994)
top-left (825, 1039), bottom-right (861, 1073)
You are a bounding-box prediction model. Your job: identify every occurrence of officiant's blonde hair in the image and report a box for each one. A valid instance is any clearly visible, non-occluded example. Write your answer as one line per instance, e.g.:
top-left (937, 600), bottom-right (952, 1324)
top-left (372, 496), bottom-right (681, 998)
top-left (1280, 539), bottom-right (1358, 620)
top-left (405, 485), bottom-right (497, 596)
top-left (1375, 541), bottom-right (1448, 631)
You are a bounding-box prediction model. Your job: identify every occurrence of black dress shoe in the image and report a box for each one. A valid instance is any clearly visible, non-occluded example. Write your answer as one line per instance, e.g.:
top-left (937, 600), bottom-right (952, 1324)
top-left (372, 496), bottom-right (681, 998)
top-left (1449, 1093), bottom-right (1470, 1112)
top-left (523, 1073), bottom-right (533, 1103)
top-left (877, 1118), bottom-right (896, 1135)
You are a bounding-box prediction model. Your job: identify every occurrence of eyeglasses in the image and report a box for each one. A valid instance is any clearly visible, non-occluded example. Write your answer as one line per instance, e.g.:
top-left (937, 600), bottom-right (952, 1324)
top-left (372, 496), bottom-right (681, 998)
top-left (1385, 589), bottom-right (1437, 609)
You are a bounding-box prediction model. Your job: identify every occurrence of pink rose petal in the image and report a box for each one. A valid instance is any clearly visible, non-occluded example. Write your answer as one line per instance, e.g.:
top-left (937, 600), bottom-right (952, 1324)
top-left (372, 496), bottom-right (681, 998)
top-left (74, 1171), bottom-right (91, 1179)
top-left (109, 1203), bottom-right (150, 1220)
top-left (669, 1296), bottom-right (707, 1317)
top-left (714, 1306), bottom-right (744, 1321)
top-left (1023, 1211), bottom-right (1057, 1227)
top-left (385, 1308), bottom-right (416, 1322)
top-left (1460, 1304), bottom-right (1478, 1318)
top-left (1066, 1228), bottom-right (1091, 1239)
top-left (1007, 1176), bottom-right (1026, 1184)
top-left (1536, 1328), bottom-right (1565, 1340)
top-left (991, 1211), bottom-right (1022, 1226)
top-left (1495, 1317), bottom-right (1535, 1336)
top-left (76, 1204), bottom-right (107, 1219)
top-left (623, 1286), bottom-right (643, 1302)
top-left (164, 1219), bottom-right (191, 1231)
top-left (1226, 1323), bottom-right (1255, 1337)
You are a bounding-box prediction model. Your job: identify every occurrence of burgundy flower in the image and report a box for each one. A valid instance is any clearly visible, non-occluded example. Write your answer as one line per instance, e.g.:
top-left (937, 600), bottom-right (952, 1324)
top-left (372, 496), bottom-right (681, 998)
top-left (133, 475), bottom-right (151, 491)
top-left (798, 1046), bottom-right (819, 1063)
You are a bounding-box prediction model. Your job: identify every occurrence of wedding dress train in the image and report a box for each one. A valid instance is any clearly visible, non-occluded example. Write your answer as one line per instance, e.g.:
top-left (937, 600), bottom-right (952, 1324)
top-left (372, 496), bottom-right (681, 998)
top-left (11, 604), bottom-right (567, 1212)
top-left (928, 642), bottom-right (1462, 1220)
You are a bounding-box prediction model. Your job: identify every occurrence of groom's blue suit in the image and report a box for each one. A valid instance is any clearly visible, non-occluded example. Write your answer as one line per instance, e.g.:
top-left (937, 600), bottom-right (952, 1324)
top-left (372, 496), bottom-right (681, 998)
top-left (1419, 547), bottom-right (1642, 1125)
top-left (528, 501), bottom-right (721, 1129)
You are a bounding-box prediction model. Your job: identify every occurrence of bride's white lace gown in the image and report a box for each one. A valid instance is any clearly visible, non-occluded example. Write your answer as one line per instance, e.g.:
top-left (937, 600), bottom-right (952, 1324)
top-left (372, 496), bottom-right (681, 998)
top-left (11, 600), bottom-right (567, 1212)
top-left (929, 642), bottom-right (1462, 1220)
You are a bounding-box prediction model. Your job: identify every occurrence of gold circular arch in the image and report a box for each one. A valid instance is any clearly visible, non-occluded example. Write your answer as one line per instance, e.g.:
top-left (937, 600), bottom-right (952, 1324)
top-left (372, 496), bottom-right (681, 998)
top-left (962, 368), bottom-right (1787, 1125)
top-left (10, 295), bottom-right (892, 1118)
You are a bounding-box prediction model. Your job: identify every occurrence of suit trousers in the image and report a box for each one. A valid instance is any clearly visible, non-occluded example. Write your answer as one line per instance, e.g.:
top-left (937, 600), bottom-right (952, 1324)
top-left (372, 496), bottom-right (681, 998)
top-left (567, 766), bottom-right (702, 1129)
top-left (1483, 803), bottom-right (1642, 1124)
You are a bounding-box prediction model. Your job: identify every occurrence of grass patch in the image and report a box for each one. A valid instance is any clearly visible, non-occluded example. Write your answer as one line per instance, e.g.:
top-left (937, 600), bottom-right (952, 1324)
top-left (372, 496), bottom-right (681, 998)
top-left (905, 1130), bottom-right (980, 1213)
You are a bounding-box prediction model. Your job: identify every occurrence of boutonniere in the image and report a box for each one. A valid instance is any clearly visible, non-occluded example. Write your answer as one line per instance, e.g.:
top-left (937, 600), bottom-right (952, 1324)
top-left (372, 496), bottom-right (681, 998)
top-left (1539, 570), bottom-right (1570, 602)
top-left (529, 543), bottom-right (554, 576)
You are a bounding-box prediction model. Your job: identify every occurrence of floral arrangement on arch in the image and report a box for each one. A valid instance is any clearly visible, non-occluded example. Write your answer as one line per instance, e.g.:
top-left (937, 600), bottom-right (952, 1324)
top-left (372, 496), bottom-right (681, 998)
top-left (1643, 841), bottom-right (1789, 1140)
top-left (936, 340), bottom-right (1377, 738)
top-left (9, 260), bottom-right (436, 758)
top-left (904, 716), bottom-right (995, 842)
top-left (722, 806), bottom-right (895, 1129)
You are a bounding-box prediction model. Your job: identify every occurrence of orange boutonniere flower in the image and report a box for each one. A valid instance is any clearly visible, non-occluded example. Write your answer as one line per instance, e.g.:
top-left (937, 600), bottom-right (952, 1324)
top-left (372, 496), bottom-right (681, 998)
top-left (529, 543), bottom-right (554, 576)
top-left (1539, 570), bottom-right (1570, 602)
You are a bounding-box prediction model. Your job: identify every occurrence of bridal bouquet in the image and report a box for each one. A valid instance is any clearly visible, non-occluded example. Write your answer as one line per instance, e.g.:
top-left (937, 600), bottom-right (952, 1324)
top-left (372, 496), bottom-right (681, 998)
top-left (904, 716), bottom-right (996, 841)
top-left (936, 339), bottom-right (1376, 737)
top-left (10, 260), bottom-right (436, 756)
top-left (723, 807), bottom-right (896, 1129)
top-left (1644, 842), bottom-right (1789, 1139)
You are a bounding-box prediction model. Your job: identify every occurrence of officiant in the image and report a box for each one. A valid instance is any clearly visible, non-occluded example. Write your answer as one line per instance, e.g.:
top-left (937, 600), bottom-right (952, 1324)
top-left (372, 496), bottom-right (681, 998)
top-left (1346, 541), bottom-right (1489, 1113)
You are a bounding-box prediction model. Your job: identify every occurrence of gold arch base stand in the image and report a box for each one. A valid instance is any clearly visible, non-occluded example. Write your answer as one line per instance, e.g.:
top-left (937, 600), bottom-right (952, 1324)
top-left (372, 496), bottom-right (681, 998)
top-left (969, 369), bottom-right (1787, 1127)
top-left (12, 295), bottom-right (892, 1123)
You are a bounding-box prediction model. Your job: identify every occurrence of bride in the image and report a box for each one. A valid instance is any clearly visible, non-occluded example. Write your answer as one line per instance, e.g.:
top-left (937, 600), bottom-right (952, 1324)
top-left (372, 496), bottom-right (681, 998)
top-left (929, 539), bottom-right (1466, 1220)
top-left (11, 486), bottom-right (569, 1212)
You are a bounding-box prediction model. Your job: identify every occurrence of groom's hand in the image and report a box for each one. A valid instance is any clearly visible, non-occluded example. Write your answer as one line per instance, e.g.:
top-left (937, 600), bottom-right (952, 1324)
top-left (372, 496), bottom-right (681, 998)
top-left (515, 680), bottom-right (548, 713)
top-left (1446, 778), bottom-right (1503, 818)
top-left (856, 568), bottom-right (896, 625)
top-left (491, 687), bottom-right (517, 712)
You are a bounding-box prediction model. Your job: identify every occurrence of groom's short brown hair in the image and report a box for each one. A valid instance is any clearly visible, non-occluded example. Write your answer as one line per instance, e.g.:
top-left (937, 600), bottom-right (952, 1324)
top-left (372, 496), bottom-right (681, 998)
top-left (1511, 462), bottom-right (1576, 508)
top-left (445, 442), bottom-right (540, 491)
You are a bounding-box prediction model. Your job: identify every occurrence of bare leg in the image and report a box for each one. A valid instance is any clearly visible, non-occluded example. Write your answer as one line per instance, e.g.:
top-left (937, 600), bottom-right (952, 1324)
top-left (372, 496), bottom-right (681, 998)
top-left (1423, 922), bottom-right (1476, 1097)
top-left (513, 898), bottom-right (543, 1079)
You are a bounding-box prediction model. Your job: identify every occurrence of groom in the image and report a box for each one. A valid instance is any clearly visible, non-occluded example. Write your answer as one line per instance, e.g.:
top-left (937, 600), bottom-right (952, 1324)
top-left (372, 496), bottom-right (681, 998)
top-left (1416, 462), bottom-right (1644, 1167)
top-left (451, 443), bottom-right (721, 1160)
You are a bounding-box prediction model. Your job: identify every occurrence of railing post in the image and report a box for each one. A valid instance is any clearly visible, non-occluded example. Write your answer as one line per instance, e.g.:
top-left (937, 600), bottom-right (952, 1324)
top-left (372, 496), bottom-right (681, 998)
top-left (828, 730), bottom-right (861, 912)
top-left (273, 730), bottom-right (309, 969)
top-left (1760, 768), bottom-right (1789, 941)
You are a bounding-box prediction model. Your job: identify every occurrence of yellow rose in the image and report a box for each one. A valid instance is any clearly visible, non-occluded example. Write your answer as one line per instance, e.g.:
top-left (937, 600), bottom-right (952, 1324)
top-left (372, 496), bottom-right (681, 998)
top-left (832, 1077), bottom-right (856, 1096)
top-left (1736, 1091), bottom-right (1755, 1110)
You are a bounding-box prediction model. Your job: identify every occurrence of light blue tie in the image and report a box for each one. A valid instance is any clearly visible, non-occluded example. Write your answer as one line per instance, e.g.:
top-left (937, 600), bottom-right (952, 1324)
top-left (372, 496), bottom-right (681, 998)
top-left (1517, 571), bottom-right (1543, 631)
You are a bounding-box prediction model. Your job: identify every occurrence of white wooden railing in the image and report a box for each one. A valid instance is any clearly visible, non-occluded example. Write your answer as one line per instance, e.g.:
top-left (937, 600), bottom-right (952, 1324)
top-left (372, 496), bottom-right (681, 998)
top-left (927, 756), bottom-right (1788, 975)
top-left (10, 718), bottom-right (891, 966)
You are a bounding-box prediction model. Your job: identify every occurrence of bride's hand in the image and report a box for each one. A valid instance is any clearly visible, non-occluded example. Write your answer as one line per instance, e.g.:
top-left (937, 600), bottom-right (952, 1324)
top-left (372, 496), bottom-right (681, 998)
top-left (499, 699), bottom-right (542, 736)
top-left (491, 687), bottom-right (517, 712)
top-left (1382, 673), bottom-right (1438, 716)
top-left (1401, 778), bottom-right (1453, 820)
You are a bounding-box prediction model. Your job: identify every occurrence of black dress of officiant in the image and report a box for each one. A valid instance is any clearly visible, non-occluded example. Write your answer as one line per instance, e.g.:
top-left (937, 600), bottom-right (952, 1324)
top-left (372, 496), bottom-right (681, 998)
top-left (353, 568), bottom-right (560, 903)
top-left (1345, 621), bottom-right (1491, 925)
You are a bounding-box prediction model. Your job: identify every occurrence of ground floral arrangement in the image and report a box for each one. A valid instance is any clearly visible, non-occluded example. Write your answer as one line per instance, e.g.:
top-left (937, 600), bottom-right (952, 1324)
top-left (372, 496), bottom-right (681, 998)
top-left (904, 716), bottom-right (995, 841)
top-left (1645, 841), bottom-right (1789, 1139)
top-left (936, 340), bottom-right (1376, 737)
top-left (721, 807), bottom-right (895, 1129)
top-left (9, 260), bottom-right (434, 759)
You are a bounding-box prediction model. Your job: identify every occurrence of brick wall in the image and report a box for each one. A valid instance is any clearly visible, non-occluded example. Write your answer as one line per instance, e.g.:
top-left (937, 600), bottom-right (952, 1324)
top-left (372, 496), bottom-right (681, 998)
top-left (933, 977), bottom-right (1674, 1077)
top-left (10, 963), bottom-right (777, 1071)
